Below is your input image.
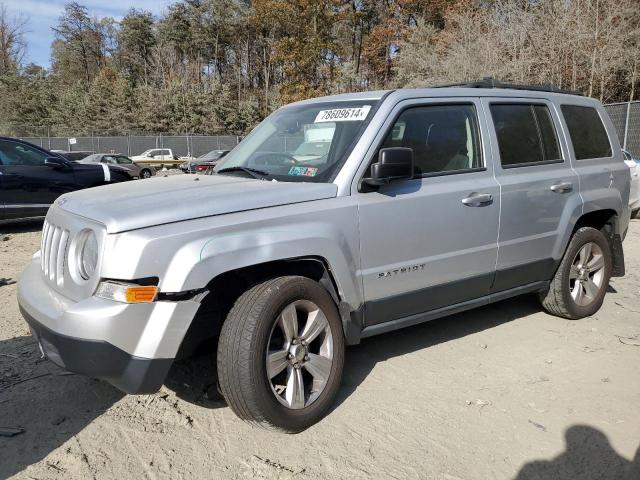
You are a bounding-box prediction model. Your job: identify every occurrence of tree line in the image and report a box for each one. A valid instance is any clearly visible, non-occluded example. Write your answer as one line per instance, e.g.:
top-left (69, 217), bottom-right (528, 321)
top-left (0, 0), bottom-right (638, 136)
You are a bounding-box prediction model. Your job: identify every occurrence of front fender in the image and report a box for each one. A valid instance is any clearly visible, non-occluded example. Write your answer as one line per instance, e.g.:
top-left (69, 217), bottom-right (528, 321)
top-left (164, 221), bottom-right (362, 310)
top-left (100, 198), bottom-right (364, 312)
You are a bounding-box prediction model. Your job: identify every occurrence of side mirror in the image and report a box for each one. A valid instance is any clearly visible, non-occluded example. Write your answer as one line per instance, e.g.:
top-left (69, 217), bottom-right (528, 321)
top-left (45, 157), bottom-right (68, 169)
top-left (362, 147), bottom-right (414, 187)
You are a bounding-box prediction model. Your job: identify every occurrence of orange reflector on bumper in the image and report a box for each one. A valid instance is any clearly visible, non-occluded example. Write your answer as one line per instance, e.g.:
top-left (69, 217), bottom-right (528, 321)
top-left (125, 286), bottom-right (158, 303)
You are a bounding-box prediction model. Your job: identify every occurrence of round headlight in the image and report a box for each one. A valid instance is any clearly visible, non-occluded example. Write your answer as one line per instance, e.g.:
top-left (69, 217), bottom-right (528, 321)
top-left (77, 230), bottom-right (98, 280)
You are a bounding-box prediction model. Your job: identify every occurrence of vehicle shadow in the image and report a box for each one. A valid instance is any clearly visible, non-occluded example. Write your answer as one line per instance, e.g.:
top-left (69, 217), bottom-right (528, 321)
top-left (0, 334), bottom-right (124, 479)
top-left (333, 294), bottom-right (542, 410)
top-left (514, 425), bottom-right (640, 480)
top-left (168, 294), bottom-right (543, 411)
top-left (165, 343), bottom-right (227, 408)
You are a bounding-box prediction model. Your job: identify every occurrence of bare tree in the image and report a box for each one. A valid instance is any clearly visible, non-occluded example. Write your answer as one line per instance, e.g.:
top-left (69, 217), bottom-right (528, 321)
top-left (0, 3), bottom-right (27, 75)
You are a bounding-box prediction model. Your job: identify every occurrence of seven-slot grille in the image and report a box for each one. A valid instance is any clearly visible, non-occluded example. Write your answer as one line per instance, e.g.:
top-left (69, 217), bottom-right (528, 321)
top-left (41, 220), bottom-right (70, 286)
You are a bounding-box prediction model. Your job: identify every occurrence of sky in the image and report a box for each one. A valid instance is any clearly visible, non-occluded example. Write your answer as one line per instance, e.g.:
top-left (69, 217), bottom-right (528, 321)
top-left (3, 0), bottom-right (173, 67)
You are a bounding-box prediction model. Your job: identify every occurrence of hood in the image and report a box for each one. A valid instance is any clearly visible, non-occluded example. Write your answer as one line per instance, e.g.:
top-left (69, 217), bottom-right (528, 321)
top-left (56, 174), bottom-right (338, 233)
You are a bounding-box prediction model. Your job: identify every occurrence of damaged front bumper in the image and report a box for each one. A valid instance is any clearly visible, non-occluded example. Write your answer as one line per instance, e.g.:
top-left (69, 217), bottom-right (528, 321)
top-left (17, 259), bottom-right (203, 394)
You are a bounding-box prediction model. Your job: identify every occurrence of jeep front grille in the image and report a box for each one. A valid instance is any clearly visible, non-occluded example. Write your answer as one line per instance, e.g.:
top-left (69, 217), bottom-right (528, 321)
top-left (41, 220), bottom-right (70, 286)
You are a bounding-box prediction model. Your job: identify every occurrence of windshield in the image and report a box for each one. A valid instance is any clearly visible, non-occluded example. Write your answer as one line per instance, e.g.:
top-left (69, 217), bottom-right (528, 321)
top-left (213, 100), bottom-right (377, 182)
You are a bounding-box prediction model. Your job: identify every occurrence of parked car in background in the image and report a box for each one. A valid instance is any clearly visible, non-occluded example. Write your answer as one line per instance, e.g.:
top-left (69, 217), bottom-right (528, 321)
top-left (51, 150), bottom-right (95, 162)
top-left (0, 138), bottom-right (130, 222)
top-left (131, 148), bottom-right (180, 168)
top-left (16, 82), bottom-right (630, 431)
top-left (179, 150), bottom-right (229, 173)
top-left (80, 154), bottom-right (155, 179)
top-left (623, 149), bottom-right (640, 217)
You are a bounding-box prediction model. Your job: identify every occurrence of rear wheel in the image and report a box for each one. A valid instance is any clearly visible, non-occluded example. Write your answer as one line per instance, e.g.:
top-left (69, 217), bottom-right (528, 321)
top-left (217, 276), bottom-right (345, 432)
top-left (540, 227), bottom-right (612, 319)
top-left (140, 169), bottom-right (152, 179)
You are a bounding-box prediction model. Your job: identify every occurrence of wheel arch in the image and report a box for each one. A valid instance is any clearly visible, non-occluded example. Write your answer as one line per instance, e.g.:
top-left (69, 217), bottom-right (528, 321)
top-left (175, 256), bottom-right (359, 360)
top-left (563, 208), bottom-right (625, 277)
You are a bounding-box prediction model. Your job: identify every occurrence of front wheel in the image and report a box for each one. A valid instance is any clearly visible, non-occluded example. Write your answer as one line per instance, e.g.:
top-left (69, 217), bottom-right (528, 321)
top-left (540, 227), bottom-right (612, 319)
top-left (217, 276), bottom-right (345, 432)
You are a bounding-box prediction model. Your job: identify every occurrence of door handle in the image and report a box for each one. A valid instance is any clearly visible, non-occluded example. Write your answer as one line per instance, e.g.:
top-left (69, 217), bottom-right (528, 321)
top-left (462, 192), bottom-right (493, 207)
top-left (550, 181), bottom-right (573, 193)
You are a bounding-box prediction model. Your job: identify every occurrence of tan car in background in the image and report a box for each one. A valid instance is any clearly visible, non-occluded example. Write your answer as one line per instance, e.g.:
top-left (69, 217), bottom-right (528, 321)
top-left (80, 154), bottom-right (156, 179)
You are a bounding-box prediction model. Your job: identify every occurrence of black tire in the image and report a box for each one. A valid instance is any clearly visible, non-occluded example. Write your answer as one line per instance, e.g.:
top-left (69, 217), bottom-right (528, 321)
top-left (140, 169), bottom-right (151, 179)
top-left (539, 227), bottom-right (612, 319)
top-left (217, 276), bottom-right (345, 433)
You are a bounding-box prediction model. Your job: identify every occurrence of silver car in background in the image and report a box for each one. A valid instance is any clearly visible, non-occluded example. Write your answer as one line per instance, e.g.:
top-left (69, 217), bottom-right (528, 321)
top-left (623, 149), bottom-right (640, 217)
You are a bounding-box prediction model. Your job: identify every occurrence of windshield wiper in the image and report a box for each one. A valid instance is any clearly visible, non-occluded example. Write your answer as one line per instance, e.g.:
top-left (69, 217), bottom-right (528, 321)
top-left (216, 166), bottom-right (270, 180)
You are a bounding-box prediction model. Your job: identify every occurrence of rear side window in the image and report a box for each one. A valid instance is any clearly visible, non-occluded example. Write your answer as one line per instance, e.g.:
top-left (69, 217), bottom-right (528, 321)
top-left (561, 105), bottom-right (612, 159)
top-left (490, 104), bottom-right (561, 167)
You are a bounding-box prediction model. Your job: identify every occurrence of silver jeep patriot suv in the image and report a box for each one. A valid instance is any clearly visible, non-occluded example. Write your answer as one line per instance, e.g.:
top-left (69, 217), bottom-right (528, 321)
top-left (18, 80), bottom-right (630, 432)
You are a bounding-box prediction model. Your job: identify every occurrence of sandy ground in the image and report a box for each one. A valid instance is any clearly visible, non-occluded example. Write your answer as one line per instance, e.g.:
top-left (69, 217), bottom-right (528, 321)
top-left (1, 220), bottom-right (639, 480)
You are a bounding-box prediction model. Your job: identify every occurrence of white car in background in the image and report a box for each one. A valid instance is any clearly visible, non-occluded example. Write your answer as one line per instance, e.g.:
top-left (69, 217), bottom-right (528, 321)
top-left (131, 148), bottom-right (181, 168)
top-left (623, 149), bottom-right (640, 217)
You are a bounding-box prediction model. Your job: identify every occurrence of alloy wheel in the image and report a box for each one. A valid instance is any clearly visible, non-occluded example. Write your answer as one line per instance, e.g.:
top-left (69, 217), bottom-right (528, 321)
top-left (266, 300), bottom-right (334, 409)
top-left (569, 242), bottom-right (605, 306)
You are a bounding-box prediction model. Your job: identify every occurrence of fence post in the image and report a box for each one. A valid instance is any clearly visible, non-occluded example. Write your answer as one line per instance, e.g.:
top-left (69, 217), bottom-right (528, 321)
top-left (623, 102), bottom-right (631, 151)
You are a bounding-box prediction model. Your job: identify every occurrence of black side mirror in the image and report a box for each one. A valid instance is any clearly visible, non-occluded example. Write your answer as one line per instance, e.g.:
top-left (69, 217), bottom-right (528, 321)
top-left (45, 157), bottom-right (68, 169)
top-left (362, 147), bottom-right (414, 187)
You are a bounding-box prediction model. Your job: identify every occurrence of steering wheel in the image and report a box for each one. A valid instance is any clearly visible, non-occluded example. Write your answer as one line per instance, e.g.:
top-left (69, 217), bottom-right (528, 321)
top-left (253, 152), bottom-right (299, 166)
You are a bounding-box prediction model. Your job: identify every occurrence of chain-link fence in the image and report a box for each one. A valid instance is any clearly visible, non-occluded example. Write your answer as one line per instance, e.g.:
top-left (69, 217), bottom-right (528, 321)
top-left (17, 134), bottom-right (241, 158)
top-left (16, 104), bottom-right (637, 159)
top-left (604, 101), bottom-right (640, 158)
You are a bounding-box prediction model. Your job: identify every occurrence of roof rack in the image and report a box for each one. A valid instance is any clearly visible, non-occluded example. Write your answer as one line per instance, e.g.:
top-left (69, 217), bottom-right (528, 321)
top-left (433, 77), bottom-right (583, 96)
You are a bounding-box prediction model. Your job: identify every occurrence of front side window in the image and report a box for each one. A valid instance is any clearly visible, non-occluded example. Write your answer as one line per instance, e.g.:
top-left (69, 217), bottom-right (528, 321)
top-left (379, 104), bottom-right (483, 175)
top-left (0, 140), bottom-right (47, 166)
top-left (490, 103), bottom-right (561, 167)
top-left (561, 105), bottom-right (612, 160)
top-left (116, 156), bottom-right (132, 164)
top-left (214, 100), bottom-right (377, 182)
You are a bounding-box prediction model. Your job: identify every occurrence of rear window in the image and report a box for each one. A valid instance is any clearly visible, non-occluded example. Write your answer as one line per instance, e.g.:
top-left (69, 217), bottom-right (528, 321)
top-left (490, 103), bottom-right (561, 167)
top-left (561, 105), bottom-right (612, 160)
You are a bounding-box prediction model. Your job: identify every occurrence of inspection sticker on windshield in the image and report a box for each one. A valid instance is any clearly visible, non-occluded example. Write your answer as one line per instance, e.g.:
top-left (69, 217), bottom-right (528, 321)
top-left (289, 166), bottom-right (318, 177)
top-left (314, 106), bottom-right (371, 123)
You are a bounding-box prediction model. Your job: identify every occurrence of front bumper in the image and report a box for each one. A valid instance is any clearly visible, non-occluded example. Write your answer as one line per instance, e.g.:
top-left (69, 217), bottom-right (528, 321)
top-left (17, 258), bottom-right (202, 394)
top-left (23, 308), bottom-right (172, 393)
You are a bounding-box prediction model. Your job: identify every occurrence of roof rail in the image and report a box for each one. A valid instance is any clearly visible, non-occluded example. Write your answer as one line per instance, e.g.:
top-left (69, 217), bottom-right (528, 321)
top-left (433, 77), bottom-right (583, 96)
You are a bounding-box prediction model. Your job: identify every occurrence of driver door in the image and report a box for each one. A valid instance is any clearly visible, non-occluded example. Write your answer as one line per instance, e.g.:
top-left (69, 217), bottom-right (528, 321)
top-left (355, 98), bottom-right (501, 328)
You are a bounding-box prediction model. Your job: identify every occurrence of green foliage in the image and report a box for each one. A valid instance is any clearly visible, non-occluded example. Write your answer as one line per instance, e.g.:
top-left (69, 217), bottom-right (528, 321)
top-left (2, 0), bottom-right (639, 136)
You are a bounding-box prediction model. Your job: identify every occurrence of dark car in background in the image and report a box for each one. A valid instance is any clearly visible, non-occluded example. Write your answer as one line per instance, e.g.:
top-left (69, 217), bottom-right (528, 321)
top-left (179, 150), bottom-right (229, 173)
top-left (80, 154), bottom-right (155, 179)
top-left (51, 150), bottom-right (95, 162)
top-left (0, 138), bottom-right (130, 222)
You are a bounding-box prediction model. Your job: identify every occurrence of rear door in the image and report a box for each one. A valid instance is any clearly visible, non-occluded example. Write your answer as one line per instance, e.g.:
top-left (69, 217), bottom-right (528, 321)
top-left (559, 104), bottom-right (630, 217)
top-left (482, 98), bottom-right (580, 291)
top-left (355, 98), bottom-right (500, 327)
top-left (0, 139), bottom-right (79, 220)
